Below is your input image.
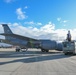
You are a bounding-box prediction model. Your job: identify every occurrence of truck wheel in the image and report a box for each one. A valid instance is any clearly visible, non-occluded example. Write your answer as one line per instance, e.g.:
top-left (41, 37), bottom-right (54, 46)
top-left (16, 49), bottom-right (20, 52)
top-left (18, 49), bottom-right (20, 52)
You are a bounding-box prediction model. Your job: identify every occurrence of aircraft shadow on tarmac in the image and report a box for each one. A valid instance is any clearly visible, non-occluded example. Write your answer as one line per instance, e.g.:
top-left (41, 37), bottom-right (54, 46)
top-left (0, 50), bottom-right (61, 58)
top-left (0, 50), bottom-right (71, 65)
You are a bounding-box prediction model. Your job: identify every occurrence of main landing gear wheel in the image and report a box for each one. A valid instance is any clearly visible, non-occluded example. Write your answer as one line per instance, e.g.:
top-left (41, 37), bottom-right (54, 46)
top-left (41, 49), bottom-right (45, 52)
top-left (41, 49), bottom-right (49, 52)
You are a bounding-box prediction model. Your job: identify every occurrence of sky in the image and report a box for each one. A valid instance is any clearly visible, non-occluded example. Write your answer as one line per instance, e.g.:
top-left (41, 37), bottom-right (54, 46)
top-left (0, 0), bottom-right (76, 41)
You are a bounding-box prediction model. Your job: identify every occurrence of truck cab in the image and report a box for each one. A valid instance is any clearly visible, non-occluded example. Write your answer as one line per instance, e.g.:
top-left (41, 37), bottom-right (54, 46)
top-left (62, 41), bottom-right (75, 55)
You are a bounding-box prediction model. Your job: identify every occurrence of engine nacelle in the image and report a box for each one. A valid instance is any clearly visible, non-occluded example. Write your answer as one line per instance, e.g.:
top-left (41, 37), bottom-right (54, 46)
top-left (40, 40), bottom-right (57, 50)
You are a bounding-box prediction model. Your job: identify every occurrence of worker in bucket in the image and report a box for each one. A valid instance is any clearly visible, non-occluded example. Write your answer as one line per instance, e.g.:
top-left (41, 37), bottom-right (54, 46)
top-left (67, 30), bottom-right (71, 41)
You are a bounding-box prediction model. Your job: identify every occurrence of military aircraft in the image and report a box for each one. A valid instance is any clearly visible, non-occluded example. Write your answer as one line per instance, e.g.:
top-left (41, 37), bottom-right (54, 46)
top-left (0, 24), bottom-right (57, 52)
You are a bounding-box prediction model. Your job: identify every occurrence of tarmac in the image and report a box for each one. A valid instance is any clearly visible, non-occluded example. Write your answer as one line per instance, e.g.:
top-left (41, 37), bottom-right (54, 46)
top-left (0, 48), bottom-right (76, 75)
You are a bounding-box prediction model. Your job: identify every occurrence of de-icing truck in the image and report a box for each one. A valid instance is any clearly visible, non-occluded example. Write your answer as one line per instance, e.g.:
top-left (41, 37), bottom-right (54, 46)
top-left (62, 40), bottom-right (76, 55)
top-left (62, 31), bottom-right (76, 55)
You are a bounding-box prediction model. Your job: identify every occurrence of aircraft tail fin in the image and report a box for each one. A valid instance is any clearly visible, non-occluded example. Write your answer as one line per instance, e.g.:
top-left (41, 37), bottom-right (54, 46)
top-left (2, 24), bottom-right (13, 34)
top-left (2, 24), bottom-right (14, 40)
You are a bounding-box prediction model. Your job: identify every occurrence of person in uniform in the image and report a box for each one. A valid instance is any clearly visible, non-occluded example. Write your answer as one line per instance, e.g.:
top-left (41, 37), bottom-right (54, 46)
top-left (67, 30), bottom-right (71, 41)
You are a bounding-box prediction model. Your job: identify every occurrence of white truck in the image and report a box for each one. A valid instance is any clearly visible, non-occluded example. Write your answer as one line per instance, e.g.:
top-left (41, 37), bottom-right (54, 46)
top-left (62, 40), bottom-right (76, 55)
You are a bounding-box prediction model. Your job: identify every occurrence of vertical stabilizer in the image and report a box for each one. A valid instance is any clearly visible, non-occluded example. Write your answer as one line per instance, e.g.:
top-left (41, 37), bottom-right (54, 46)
top-left (2, 24), bottom-right (13, 40)
top-left (2, 24), bottom-right (13, 34)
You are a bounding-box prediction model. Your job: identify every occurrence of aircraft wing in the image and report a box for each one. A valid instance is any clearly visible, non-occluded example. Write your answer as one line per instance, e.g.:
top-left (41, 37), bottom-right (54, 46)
top-left (0, 38), bottom-right (16, 44)
top-left (0, 33), bottom-right (38, 41)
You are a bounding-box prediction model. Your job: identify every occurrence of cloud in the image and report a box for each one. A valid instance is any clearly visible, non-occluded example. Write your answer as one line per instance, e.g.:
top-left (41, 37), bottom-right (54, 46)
top-left (24, 6), bottom-right (28, 9)
top-left (37, 22), bottom-right (42, 25)
top-left (57, 17), bottom-right (69, 27)
top-left (63, 20), bottom-right (68, 23)
top-left (0, 22), bottom-right (76, 41)
top-left (57, 18), bottom-right (61, 21)
top-left (0, 24), bottom-right (5, 39)
top-left (0, 24), bottom-right (4, 33)
top-left (40, 22), bottom-right (55, 33)
top-left (24, 21), bottom-right (42, 26)
top-left (7, 22), bottom-right (66, 41)
top-left (25, 21), bottom-right (34, 25)
top-left (4, 0), bottom-right (15, 3)
top-left (16, 8), bottom-right (28, 20)
top-left (57, 17), bottom-right (68, 23)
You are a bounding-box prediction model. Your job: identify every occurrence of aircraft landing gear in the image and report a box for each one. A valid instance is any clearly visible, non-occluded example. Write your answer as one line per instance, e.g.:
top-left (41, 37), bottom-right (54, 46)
top-left (41, 49), bottom-right (45, 52)
top-left (41, 49), bottom-right (49, 52)
top-left (15, 47), bottom-right (28, 52)
top-left (16, 49), bottom-right (20, 52)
